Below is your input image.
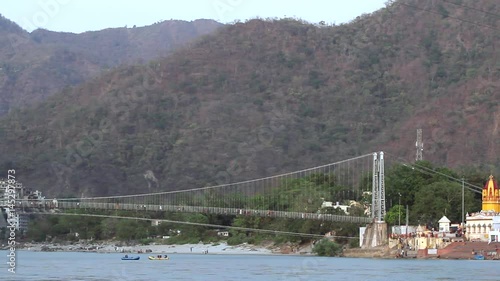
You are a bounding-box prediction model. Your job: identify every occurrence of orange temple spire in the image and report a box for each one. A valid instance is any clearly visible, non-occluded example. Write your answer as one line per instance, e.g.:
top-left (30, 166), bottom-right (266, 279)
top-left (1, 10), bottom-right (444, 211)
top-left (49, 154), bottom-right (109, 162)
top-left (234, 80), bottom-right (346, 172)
top-left (482, 175), bottom-right (500, 212)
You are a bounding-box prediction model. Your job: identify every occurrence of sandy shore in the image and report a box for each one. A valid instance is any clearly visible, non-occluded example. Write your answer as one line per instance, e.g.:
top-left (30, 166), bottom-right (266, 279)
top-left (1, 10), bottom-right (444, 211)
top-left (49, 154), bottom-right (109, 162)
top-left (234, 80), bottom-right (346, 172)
top-left (13, 241), bottom-right (312, 255)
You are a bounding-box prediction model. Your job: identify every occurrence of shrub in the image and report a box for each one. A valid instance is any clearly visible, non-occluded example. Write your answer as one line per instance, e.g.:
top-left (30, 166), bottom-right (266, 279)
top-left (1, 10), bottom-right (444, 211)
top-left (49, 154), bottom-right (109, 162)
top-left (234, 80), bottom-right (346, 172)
top-left (312, 239), bottom-right (342, 257)
top-left (139, 238), bottom-right (154, 245)
top-left (227, 233), bottom-right (245, 245)
top-left (349, 238), bottom-right (360, 249)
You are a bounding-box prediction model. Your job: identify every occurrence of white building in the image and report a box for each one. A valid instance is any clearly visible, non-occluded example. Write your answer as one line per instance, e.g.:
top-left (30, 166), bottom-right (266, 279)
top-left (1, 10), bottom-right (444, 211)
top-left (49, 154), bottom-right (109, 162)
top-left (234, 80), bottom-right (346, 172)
top-left (438, 216), bottom-right (451, 233)
top-left (465, 175), bottom-right (500, 242)
top-left (217, 231), bottom-right (229, 237)
top-left (151, 220), bottom-right (162, 226)
top-left (489, 215), bottom-right (500, 243)
top-left (465, 210), bottom-right (497, 241)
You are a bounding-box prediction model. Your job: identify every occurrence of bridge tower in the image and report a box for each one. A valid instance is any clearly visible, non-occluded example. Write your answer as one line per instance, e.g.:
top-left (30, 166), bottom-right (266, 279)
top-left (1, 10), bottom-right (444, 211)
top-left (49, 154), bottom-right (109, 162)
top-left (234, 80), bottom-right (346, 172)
top-left (363, 151), bottom-right (387, 248)
top-left (371, 153), bottom-right (378, 221)
top-left (416, 129), bottom-right (423, 161)
top-left (371, 152), bottom-right (386, 222)
top-left (378, 152), bottom-right (386, 220)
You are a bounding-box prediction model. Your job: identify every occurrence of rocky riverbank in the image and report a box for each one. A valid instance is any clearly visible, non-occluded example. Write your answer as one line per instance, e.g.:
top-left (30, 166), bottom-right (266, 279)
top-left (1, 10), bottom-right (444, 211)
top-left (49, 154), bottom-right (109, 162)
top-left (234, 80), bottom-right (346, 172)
top-left (7, 240), bottom-right (315, 256)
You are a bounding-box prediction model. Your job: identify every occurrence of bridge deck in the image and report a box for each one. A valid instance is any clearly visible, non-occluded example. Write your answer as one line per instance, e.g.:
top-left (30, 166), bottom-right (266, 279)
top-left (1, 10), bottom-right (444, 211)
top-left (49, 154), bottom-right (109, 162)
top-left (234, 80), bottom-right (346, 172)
top-left (17, 201), bottom-right (371, 224)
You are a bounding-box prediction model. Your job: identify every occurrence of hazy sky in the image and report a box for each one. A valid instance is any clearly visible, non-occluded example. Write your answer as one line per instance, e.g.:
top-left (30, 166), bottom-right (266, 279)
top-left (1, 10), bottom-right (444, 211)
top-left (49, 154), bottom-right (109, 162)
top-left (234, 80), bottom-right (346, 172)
top-left (1, 0), bottom-right (388, 33)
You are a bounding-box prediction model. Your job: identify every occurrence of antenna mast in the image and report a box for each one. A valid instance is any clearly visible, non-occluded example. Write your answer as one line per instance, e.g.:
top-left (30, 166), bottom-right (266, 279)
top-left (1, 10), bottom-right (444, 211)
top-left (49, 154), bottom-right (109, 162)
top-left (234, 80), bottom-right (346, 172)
top-left (416, 129), bottom-right (423, 161)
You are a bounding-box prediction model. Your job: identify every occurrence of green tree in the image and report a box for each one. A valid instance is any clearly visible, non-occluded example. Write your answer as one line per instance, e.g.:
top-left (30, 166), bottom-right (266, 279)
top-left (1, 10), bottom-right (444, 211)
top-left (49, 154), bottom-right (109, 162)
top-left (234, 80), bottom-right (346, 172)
top-left (115, 220), bottom-right (148, 240)
top-left (412, 181), bottom-right (475, 227)
top-left (385, 162), bottom-right (431, 208)
top-left (312, 239), bottom-right (342, 256)
top-left (183, 213), bottom-right (209, 238)
top-left (100, 218), bottom-right (119, 239)
top-left (384, 204), bottom-right (406, 226)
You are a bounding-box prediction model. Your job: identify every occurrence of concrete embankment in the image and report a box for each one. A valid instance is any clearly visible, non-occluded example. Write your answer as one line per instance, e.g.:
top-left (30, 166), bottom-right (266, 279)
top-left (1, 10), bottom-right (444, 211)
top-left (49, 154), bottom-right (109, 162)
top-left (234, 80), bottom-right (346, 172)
top-left (342, 246), bottom-right (393, 258)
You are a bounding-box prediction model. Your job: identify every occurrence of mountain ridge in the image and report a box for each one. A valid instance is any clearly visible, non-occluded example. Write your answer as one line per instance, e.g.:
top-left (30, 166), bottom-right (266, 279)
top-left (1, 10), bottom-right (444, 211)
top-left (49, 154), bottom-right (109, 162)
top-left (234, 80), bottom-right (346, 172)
top-left (0, 14), bottom-right (223, 115)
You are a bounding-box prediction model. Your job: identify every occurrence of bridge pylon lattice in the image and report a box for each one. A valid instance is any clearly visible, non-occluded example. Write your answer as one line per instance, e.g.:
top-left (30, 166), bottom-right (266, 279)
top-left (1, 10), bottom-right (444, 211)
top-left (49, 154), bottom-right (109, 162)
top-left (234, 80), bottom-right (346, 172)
top-left (362, 151), bottom-right (387, 248)
top-left (371, 151), bottom-right (386, 222)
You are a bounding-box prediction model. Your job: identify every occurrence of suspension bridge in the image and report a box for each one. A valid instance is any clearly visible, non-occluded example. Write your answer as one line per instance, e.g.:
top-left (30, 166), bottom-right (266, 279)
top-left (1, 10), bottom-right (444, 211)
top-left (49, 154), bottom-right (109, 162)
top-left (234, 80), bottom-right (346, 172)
top-left (11, 152), bottom-right (388, 225)
top-left (4, 150), bottom-right (486, 247)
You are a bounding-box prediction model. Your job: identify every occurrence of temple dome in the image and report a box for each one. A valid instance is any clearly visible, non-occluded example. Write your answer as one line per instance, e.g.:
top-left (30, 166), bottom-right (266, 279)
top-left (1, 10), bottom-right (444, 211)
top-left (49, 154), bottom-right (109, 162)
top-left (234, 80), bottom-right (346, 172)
top-left (482, 175), bottom-right (500, 212)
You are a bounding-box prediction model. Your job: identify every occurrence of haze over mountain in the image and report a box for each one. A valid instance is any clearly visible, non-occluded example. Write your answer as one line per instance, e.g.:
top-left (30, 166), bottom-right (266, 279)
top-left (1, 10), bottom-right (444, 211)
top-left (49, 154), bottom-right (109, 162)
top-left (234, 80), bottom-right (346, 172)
top-left (1, 0), bottom-right (499, 197)
top-left (0, 15), bottom-right (222, 115)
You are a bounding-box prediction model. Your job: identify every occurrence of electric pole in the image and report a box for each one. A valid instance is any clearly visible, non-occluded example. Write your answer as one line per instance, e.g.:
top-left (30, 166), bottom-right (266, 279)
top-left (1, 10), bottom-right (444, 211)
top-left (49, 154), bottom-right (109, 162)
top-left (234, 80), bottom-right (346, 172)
top-left (398, 193), bottom-right (401, 228)
top-left (462, 177), bottom-right (465, 227)
top-left (406, 204), bottom-right (409, 235)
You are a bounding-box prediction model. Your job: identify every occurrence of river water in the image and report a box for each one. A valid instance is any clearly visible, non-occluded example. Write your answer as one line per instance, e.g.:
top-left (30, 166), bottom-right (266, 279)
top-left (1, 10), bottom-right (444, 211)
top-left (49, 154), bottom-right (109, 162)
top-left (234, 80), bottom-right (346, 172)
top-left (1, 251), bottom-right (499, 281)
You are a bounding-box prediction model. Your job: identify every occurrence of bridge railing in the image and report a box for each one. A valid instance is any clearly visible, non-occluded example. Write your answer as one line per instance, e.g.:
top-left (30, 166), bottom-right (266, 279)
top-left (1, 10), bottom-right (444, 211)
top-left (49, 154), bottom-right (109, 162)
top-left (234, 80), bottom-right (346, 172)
top-left (12, 195), bottom-right (371, 223)
top-left (33, 201), bottom-right (371, 223)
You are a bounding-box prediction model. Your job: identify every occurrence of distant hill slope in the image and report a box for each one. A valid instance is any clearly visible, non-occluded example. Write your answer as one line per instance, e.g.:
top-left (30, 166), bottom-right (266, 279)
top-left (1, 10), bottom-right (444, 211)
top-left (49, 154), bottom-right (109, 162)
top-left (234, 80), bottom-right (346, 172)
top-left (0, 15), bottom-right (222, 115)
top-left (0, 0), bottom-right (499, 197)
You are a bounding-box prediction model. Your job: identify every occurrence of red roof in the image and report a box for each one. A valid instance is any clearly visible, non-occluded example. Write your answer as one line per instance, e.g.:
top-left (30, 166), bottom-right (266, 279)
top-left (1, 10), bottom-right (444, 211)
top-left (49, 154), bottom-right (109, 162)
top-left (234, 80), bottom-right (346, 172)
top-left (483, 175), bottom-right (498, 190)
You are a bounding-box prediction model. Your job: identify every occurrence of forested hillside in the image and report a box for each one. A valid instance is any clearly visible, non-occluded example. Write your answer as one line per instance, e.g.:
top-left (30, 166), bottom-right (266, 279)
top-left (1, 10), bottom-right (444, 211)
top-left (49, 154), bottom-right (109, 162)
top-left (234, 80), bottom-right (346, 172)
top-left (0, 0), bottom-right (499, 197)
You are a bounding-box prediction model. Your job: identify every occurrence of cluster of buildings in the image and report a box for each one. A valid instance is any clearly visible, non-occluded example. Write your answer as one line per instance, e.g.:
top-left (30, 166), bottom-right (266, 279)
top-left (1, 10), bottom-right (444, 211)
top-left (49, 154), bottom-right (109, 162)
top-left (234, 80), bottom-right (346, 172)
top-left (386, 175), bottom-right (500, 252)
top-left (0, 180), bottom-right (46, 233)
top-left (320, 192), bottom-right (372, 216)
top-left (465, 175), bottom-right (500, 242)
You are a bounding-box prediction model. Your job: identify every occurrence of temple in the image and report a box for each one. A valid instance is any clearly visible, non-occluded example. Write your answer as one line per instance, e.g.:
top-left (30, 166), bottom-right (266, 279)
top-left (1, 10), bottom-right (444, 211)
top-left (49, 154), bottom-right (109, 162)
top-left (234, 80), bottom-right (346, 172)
top-left (465, 175), bottom-right (500, 242)
top-left (481, 175), bottom-right (500, 212)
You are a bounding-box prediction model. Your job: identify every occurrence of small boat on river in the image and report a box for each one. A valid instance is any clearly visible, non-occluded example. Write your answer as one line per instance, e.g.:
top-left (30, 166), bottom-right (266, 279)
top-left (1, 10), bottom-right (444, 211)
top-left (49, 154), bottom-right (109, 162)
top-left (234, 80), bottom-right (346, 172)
top-left (121, 255), bottom-right (140, 260)
top-left (148, 255), bottom-right (170, 260)
top-left (473, 254), bottom-right (485, 260)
